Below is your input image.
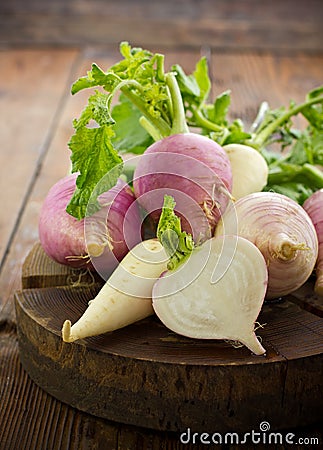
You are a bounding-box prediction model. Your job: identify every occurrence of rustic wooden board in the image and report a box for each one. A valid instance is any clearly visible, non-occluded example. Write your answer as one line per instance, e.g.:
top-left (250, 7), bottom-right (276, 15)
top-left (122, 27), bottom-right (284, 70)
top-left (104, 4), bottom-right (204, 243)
top-left (14, 244), bottom-right (323, 433)
top-left (21, 242), bottom-right (104, 289)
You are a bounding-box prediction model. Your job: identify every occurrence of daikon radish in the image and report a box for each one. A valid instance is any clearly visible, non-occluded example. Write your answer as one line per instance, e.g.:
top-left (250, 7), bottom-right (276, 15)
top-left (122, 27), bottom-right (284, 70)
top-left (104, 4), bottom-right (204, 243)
top-left (62, 239), bottom-right (168, 342)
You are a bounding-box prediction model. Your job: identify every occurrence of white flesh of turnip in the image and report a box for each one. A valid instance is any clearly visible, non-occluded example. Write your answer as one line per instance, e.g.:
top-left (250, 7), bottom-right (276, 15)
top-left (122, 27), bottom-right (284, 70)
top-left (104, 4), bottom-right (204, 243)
top-left (223, 144), bottom-right (268, 200)
top-left (152, 235), bottom-right (268, 355)
top-left (62, 239), bottom-right (168, 342)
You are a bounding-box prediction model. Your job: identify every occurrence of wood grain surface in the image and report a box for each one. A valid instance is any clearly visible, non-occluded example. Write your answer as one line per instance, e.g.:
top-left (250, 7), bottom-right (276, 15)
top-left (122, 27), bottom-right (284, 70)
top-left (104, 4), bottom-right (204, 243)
top-left (1, 45), bottom-right (322, 449)
top-left (1, 0), bottom-right (323, 51)
top-left (15, 244), bottom-right (323, 435)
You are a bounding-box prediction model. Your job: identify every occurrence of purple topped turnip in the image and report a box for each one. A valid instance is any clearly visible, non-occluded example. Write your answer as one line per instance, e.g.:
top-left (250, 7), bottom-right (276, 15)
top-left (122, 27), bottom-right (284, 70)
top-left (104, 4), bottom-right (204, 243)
top-left (215, 191), bottom-right (318, 299)
top-left (39, 174), bottom-right (142, 277)
top-left (133, 72), bottom-right (233, 240)
top-left (303, 189), bottom-right (323, 296)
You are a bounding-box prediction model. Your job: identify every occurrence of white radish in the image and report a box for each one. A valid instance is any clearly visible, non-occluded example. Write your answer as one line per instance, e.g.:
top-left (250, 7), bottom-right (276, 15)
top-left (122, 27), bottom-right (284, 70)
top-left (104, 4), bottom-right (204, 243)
top-left (223, 143), bottom-right (268, 199)
top-left (215, 191), bottom-right (318, 299)
top-left (152, 235), bottom-right (268, 355)
top-left (62, 239), bottom-right (168, 342)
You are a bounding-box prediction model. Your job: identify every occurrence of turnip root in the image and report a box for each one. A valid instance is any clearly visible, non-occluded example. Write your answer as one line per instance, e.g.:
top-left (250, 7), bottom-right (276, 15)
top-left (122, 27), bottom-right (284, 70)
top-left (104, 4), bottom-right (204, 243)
top-left (133, 133), bottom-right (233, 238)
top-left (39, 174), bottom-right (141, 275)
top-left (152, 235), bottom-right (268, 355)
top-left (215, 192), bottom-right (318, 299)
top-left (223, 143), bottom-right (268, 199)
top-left (303, 189), bottom-right (323, 296)
top-left (62, 239), bottom-right (168, 342)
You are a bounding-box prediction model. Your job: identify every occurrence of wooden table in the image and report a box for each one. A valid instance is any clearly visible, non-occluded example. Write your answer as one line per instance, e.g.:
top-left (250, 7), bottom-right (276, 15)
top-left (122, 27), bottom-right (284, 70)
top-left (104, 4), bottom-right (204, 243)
top-left (1, 42), bottom-right (323, 449)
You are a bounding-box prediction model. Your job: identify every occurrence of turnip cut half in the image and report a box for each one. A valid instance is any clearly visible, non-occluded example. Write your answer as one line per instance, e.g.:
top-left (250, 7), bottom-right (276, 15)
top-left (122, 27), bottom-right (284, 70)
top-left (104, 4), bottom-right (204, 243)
top-left (152, 236), bottom-right (268, 355)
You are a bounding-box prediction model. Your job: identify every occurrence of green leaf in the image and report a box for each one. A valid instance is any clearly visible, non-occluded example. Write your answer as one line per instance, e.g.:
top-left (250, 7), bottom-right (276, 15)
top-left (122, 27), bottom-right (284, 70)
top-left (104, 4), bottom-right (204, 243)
top-left (263, 183), bottom-right (314, 204)
top-left (221, 119), bottom-right (251, 145)
top-left (192, 56), bottom-right (211, 104)
top-left (307, 85), bottom-right (323, 100)
top-left (157, 195), bottom-right (195, 270)
top-left (172, 64), bottom-right (200, 98)
top-left (71, 64), bottom-right (120, 95)
top-left (66, 124), bottom-right (123, 219)
top-left (111, 94), bottom-right (154, 153)
top-left (172, 57), bottom-right (211, 106)
top-left (211, 90), bottom-right (231, 125)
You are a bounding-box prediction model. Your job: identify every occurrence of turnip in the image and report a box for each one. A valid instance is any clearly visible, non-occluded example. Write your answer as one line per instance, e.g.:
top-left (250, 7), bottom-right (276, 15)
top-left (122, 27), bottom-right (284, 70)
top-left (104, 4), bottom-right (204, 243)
top-left (62, 239), bottom-right (168, 342)
top-left (223, 143), bottom-right (268, 199)
top-left (215, 192), bottom-right (318, 299)
top-left (303, 189), bottom-right (323, 295)
top-left (67, 48), bottom-right (234, 233)
top-left (132, 72), bottom-right (233, 239)
top-left (152, 235), bottom-right (268, 355)
top-left (133, 144), bottom-right (232, 240)
top-left (39, 174), bottom-right (141, 276)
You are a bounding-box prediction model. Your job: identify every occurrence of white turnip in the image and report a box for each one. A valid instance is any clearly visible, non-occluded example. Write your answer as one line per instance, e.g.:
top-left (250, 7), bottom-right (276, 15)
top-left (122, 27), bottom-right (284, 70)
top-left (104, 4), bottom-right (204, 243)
top-left (215, 192), bottom-right (318, 299)
top-left (303, 189), bottom-right (323, 295)
top-left (39, 174), bottom-right (141, 276)
top-left (223, 143), bottom-right (268, 199)
top-left (62, 239), bottom-right (168, 342)
top-left (152, 235), bottom-right (268, 355)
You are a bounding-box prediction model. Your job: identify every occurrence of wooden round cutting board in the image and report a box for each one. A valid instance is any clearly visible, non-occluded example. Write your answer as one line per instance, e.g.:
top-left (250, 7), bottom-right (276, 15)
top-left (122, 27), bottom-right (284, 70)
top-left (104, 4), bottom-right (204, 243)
top-left (15, 243), bottom-right (323, 433)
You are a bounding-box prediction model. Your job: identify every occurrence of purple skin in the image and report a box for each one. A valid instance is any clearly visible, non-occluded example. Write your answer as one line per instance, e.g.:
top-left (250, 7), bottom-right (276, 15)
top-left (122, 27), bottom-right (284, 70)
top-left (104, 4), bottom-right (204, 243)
top-left (133, 133), bottom-right (233, 239)
top-left (39, 174), bottom-right (141, 273)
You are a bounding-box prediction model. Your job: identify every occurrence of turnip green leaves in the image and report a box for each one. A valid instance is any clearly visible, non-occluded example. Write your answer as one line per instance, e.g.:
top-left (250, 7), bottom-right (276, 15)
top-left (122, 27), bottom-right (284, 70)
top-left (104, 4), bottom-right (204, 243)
top-left (157, 195), bottom-right (195, 271)
top-left (67, 41), bottom-right (323, 219)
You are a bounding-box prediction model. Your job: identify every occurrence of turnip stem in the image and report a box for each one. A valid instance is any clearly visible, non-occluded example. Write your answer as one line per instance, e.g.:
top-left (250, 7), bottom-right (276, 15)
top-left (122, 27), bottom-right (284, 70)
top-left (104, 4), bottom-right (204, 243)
top-left (252, 95), bottom-right (323, 148)
top-left (165, 72), bottom-right (189, 135)
top-left (191, 109), bottom-right (223, 132)
top-left (249, 101), bottom-right (269, 133)
top-left (121, 85), bottom-right (172, 137)
top-left (139, 116), bottom-right (163, 141)
top-left (302, 164), bottom-right (323, 190)
top-left (154, 53), bottom-right (166, 81)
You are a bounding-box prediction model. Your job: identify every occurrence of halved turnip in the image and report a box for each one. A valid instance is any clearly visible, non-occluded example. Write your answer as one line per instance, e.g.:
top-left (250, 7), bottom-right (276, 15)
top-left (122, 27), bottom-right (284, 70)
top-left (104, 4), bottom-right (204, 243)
top-left (152, 235), bottom-right (268, 355)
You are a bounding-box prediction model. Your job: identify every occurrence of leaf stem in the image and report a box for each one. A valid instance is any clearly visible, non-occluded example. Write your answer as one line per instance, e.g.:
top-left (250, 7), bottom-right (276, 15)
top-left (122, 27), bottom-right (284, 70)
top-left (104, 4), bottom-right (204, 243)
top-left (165, 72), bottom-right (189, 135)
top-left (121, 84), bottom-right (172, 137)
top-left (191, 108), bottom-right (224, 132)
top-left (252, 96), bottom-right (323, 148)
top-left (139, 116), bottom-right (163, 141)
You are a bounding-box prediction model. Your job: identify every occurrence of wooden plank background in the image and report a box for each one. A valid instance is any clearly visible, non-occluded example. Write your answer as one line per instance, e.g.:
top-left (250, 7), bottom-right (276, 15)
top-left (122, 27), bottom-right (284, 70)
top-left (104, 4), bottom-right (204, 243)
top-left (1, 47), bottom-right (322, 449)
top-left (0, 0), bottom-right (323, 51)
